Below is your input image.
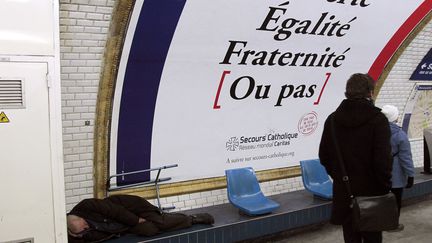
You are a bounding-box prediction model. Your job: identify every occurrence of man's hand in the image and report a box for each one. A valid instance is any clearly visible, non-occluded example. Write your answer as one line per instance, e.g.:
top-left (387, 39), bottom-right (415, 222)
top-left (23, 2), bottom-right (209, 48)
top-left (138, 217), bottom-right (146, 223)
top-left (406, 177), bottom-right (414, 188)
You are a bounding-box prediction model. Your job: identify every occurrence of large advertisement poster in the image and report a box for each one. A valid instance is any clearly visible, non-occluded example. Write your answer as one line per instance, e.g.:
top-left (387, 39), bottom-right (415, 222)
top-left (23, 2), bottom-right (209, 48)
top-left (403, 84), bottom-right (432, 139)
top-left (110, 0), bottom-right (429, 184)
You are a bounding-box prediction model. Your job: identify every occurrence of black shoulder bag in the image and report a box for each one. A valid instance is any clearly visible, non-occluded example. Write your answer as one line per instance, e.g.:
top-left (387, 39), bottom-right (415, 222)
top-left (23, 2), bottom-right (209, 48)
top-left (330, 115), bottom-right (398, 232)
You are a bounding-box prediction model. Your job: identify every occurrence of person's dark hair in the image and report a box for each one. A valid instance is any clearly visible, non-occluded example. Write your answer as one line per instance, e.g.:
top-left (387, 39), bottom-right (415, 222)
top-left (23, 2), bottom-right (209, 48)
top-left (345, 73), bottom-right (375, 99)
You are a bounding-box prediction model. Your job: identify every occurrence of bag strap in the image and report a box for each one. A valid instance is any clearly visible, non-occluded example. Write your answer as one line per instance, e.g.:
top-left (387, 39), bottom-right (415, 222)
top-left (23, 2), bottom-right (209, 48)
top-left (330, 114), bottom-right (355, 200)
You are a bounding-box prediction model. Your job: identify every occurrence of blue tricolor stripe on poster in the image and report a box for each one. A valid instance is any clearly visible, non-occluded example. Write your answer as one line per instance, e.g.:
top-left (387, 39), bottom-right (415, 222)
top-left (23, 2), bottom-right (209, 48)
top-left (116, 0), bottom-right (186, 185)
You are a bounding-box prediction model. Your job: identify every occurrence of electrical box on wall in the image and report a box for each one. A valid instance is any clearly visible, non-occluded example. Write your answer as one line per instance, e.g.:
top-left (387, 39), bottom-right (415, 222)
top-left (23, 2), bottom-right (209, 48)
top-left (0, 62), bottom-right (55, 242)
top-left (0, 1), bottom-right (66, 243)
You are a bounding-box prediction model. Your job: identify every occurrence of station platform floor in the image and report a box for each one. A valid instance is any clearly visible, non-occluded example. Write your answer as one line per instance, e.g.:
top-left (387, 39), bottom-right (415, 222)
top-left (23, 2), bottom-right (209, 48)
top-left (107, 168), bottom-right (432, 243)
top-left (268, 198), bottom-right (432, 243)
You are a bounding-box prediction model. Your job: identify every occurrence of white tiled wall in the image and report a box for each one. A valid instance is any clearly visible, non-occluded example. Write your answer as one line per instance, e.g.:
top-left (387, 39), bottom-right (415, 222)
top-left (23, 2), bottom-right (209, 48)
top-left (59, 1), bottom-right (432, 211)
top-left (60, 0), bottom-right (115, 211)
top-left (411, 139), bottom-right (424, 168)
top-left (374, 21), bottom-right (432, 172)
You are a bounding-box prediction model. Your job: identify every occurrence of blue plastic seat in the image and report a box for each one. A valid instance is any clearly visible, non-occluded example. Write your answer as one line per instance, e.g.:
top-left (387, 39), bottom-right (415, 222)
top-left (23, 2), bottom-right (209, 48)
top-left (300, 159), bottom-right (333, 200)
top-left (225, 167), bottom-right (280, 216)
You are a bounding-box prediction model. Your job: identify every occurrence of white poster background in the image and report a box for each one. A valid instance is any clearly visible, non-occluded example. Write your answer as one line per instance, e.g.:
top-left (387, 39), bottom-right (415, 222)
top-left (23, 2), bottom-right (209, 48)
top-left (112, 0), bottom-right (424, 182)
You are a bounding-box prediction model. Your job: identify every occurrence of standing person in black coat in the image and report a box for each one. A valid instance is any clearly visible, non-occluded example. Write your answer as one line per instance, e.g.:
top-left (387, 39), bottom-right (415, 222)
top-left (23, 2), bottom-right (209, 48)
top-left (67, 194), bottom-right (214, 242)
top-left (319, 73), bottom-right (393, 243)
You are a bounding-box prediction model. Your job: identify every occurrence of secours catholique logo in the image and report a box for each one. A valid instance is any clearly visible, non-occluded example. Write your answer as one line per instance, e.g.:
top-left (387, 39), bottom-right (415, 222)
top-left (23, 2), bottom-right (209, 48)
top-left (226, 131), bottom-right (298, 151)
top-left (226, 137), bottom-right (240, 151)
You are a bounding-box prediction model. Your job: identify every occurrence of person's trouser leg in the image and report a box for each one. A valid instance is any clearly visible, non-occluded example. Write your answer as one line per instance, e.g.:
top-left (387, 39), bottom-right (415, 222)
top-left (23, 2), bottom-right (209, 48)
top-left (145, 212), bottom-right (193, 232)
top-left (343, 217), bottom-right (382, 243)
top-left (342, 220), bottom-right (362, 243)
top-left (129, 212), bottom-right (193, 236)
top-left (360, 231), bottom-right (382, 243)
top-left (391, 187), bottom-right (403, 216)
top-left (128, 221), bottom-right (160, 236)
top-left (156, 212), bottom-right (193, 231)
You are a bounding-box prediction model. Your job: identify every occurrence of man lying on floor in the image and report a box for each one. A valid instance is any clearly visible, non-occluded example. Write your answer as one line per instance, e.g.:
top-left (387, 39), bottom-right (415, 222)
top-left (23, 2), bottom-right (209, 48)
top-left (67, 194), bottom-right (214, 242)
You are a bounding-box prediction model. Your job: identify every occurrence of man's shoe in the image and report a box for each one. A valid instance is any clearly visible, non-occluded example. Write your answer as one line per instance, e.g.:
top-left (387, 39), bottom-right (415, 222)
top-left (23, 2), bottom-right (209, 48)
top-left (387, 224), bottom-right (404, 232)
top-left (191, 213), bottom-right (215, 225)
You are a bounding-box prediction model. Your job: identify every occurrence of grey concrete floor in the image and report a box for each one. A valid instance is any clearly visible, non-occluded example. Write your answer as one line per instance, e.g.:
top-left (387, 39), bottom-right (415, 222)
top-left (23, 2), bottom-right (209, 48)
top-left (270, 199), bottom-right (432, 243)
